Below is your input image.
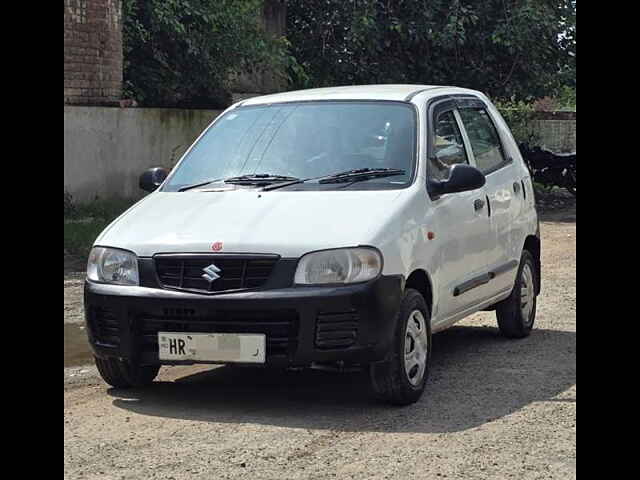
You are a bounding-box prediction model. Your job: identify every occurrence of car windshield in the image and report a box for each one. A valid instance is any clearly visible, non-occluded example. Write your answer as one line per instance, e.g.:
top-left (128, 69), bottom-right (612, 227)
top-left (162, 101), bottom-right (417, 191)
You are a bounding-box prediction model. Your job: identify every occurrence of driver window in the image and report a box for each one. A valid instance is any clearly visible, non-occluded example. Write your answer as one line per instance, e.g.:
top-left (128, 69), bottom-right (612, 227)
top-left (430, 110), bottom-right (468, 181)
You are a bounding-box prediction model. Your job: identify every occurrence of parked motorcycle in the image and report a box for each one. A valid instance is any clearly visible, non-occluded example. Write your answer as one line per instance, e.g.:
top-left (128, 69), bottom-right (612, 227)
top-left (518, 143), bottom-right (576, 196)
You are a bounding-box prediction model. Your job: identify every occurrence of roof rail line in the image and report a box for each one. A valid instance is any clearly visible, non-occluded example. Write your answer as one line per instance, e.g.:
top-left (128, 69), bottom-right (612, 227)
top-left (404, 86), bottom-right (452, 102)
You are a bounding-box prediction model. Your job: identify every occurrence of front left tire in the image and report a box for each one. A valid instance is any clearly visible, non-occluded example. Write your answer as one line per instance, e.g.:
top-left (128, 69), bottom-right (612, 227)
top-left (94, 356), bottom-right (160, 388)
top-left (370, 288), bottom-right (432, 406)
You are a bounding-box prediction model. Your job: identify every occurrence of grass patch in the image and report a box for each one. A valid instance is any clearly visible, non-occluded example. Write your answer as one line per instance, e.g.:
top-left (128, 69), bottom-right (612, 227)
top-left (64, 195), bottom-right (138, 258)
top-left (64, 218), bottom-right (115, 258)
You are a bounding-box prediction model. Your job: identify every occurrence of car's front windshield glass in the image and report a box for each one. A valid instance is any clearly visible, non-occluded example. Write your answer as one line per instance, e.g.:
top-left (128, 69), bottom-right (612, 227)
top-left (162, 101), bottom-right (417, 191)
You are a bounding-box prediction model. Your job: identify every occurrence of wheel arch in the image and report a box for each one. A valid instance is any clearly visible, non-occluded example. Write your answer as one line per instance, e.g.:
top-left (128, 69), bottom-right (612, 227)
top-left (405, 269), bottom-right (434, 313)
top-left (523, 235), bottom-right (541, 295)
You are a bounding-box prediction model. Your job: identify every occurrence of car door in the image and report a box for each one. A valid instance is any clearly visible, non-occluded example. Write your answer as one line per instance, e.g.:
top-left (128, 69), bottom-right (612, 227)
top-left (425, 99), bottom-right (493, 324)
top-left (456, 98), bottom-right (524, 297)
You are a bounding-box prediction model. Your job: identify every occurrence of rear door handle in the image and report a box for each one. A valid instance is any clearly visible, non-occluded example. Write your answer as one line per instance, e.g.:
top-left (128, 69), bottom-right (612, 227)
top-left (513, 182), bottom-right (521, 194)
top-left (474, 198), bottom-right (485, 211)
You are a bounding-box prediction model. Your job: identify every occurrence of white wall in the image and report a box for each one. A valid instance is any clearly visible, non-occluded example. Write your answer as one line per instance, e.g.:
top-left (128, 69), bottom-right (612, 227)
top-left (64, 106), bottom-right (576, 203)
top-left (64, 106), bottom-right (222, 202)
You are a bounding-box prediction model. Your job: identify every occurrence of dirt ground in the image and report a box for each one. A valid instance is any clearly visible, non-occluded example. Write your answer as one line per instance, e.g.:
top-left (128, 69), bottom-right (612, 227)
top-left (64, 206), bottom-right (576, 480)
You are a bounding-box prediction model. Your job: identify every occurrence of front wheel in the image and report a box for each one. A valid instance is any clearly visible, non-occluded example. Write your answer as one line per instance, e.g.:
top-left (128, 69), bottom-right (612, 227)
top-left (496, 250), bottom-right (538, 338)
top-left (94, 356), bottom-right (160, 388)
top-left (370, 289), bottom-right (432, 406)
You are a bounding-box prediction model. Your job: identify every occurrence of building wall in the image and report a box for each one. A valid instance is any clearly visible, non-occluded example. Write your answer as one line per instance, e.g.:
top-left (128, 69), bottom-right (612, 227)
top-left (64, 0), bottom-right (123, 105)
top-left (533, 119), bottom-right (576, 153)
top-left (64, 106), bottom-right (576, 203)
top-left (64, 107), bottom-right (222, 202)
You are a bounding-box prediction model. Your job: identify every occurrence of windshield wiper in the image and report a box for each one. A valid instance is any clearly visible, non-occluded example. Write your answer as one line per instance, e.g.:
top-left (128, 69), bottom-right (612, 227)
top-left (178, 178), bottom-right (224, 192)
top-left (318, 168), bottom-right (405, 184)
top-left (262, 168), bottom-right (406, 191)
top-left (224, 174), bottom-right (299, 186)
top-left (178, 174), bottom-right (299, 192)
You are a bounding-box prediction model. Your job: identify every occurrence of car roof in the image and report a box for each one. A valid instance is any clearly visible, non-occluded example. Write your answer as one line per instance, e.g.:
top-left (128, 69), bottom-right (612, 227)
top-left (238, 84), bottom-right (484, 106)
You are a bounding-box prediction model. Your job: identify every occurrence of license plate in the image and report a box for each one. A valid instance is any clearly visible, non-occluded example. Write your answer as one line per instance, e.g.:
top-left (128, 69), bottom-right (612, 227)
top-left (158, 332), bottom-right (266, 363)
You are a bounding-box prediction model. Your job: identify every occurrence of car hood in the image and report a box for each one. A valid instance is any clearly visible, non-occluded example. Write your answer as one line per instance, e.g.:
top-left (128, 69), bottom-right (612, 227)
top-left (96, 189), bottom-right (408, 258)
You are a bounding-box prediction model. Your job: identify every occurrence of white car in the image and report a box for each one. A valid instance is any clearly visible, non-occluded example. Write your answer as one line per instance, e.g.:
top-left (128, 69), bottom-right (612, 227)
top-left (85, 85), bottom-right (540, 405)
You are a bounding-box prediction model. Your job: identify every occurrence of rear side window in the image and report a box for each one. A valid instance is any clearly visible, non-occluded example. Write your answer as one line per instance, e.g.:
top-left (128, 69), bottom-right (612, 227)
top-left (458, 108), bottom-right (506, 173)
top-left (429, 111), bottom-right (468, 181)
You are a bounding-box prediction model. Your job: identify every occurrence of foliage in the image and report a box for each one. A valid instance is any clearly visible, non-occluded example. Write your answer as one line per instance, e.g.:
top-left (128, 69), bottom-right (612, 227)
top-left (64, 194), bottom-right (135, 221)
top-left (495, 101), bottom-right (540, 146)
top-left (532, 96), bottom-right (557, 112)
top-left (64, 195), bottom-right (137, 257)
top-left (554, 86), bottom-right (576, 111)
top-left (64, 190), bottom-right (76, 217)
top-left (64, 220), bottom-right (113, 257)
top-left (285, 0), bottom-right (576, 101)
top-left (123, 0), bottom-right (285, 108)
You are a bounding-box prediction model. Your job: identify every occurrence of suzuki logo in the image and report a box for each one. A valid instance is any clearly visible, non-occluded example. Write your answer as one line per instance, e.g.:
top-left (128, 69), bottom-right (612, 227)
top-left (202, 264), bottom-right (222, 283)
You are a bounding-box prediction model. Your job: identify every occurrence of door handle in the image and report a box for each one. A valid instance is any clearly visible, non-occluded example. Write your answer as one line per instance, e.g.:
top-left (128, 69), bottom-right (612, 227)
top-left (474, 198), bottom-right (485, 211)
top-left (513, 182), bottom-right (521, 194)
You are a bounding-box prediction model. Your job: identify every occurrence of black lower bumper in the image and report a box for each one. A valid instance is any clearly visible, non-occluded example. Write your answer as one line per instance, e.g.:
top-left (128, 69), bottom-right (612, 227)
top-left (84, 276), bottom-right (403, 367)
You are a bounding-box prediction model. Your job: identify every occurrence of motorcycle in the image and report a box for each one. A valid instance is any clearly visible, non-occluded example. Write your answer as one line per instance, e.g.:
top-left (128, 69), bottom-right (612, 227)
top-left (518, 143), bottom-right (576, 197)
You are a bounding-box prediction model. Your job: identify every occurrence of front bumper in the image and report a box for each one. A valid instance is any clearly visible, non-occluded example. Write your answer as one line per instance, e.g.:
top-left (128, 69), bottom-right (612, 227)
top-left (84, 275), bottom-right (403, 367)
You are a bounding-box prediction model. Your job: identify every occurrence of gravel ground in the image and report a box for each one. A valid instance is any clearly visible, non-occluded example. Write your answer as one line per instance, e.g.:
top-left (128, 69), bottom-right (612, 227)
top-left (64, 207), bottom-right (576, 480)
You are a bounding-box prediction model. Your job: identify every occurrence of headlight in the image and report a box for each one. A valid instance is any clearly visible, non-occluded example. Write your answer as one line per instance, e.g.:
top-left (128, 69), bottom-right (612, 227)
top-left (87, 247), bottom-right (139, 285)
top-left (294, 247), bottom-right (382, 285)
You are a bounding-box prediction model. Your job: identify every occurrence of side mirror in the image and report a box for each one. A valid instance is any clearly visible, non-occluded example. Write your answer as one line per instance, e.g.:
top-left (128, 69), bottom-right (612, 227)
top-left (429, 163), bottom-right (485, 196)
top-left (139, 167), bottom-right (169, 193)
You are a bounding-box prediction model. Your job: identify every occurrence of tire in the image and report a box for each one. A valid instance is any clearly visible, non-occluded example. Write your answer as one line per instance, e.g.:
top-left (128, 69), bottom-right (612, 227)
top-left (496, 250), bottom-right (538, 338)
top-left (94, 356), bottom-right (160, 388)
top-left (566, 167), bottom-right (576, 196)
top-left (370, 289), bottom-right (432, 406)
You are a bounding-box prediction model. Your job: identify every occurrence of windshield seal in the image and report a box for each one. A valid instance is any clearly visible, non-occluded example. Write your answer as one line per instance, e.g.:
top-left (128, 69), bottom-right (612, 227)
top-left (161, 100), bottom-right (419, 192)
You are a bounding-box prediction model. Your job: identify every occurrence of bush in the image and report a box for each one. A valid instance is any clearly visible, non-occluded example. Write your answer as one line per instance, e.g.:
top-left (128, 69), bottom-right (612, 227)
top-left (64, 196), bottom-right (137, 257)
top-left (496, 101), bottom-right (541, 146)
top-left (123, 0), bottom-right (287, 108)
top-left (285, 0), bottom-right (576, 102)
top-left (64, 190), bottom-right (76, 217)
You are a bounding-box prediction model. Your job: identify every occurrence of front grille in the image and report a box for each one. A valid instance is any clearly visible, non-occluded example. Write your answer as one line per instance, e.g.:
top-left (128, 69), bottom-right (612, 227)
top-left (315, 310), bottom-right (359, 349)
top-left (155, 255), bottom-right (278, 293)
top-left (137, 308), bottom-right (299, 358)
top-left (90, 306), bottom-right (120, 347)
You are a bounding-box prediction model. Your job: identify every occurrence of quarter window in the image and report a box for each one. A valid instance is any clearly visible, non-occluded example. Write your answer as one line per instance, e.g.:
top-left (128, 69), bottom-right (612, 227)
top-left (458, 108), bottom-right (506, 173)
top-left (429, 111), bottom-right (468, 181)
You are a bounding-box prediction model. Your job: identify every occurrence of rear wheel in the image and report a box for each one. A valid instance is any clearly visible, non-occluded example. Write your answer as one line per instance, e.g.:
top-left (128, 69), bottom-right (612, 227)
top-left (370, 289), bottom-right (432, 406)
top-left (566, 167), bottom-right (576, 196)
top-left (496, 250), bottom-right (537, 338)
top-left (94, 356), bottom-right (160, 388)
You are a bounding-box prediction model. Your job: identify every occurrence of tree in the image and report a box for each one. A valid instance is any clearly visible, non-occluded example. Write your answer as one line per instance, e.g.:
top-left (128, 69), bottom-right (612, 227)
top-left (286, 0), bottom-right (576, 101)
top-left (123, 0), bottom-right (284, 108)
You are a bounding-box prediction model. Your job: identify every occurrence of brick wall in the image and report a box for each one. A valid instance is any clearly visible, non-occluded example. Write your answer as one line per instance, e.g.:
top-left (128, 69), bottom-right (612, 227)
top-left (532, 111), bottom-right (576, 153)
top-left (534, 119), bottom-right (576, 153)
top-left (64, 0), bottom-right (123, 106)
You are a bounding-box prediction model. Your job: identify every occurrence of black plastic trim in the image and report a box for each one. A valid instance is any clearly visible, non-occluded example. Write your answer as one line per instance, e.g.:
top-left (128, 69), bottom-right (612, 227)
top-left (137, 256), bottom-right (297, 295)
top-left (453, 260), bottom-right (519, 296)
top-left (84, 274), bottom-right (405, 367)
top-left (151, 253), bottom-right (281, 295)
top-left (491, 260), bottom-right (519, 277)
top-left (453, 273), bottom-right (491, 297)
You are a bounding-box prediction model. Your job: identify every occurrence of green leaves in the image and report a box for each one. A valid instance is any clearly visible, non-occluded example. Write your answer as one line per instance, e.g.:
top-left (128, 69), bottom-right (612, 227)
top-left (285, 0), bottom-right (576, 101)
top-left (123, 0), bottom-right (283, 108)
